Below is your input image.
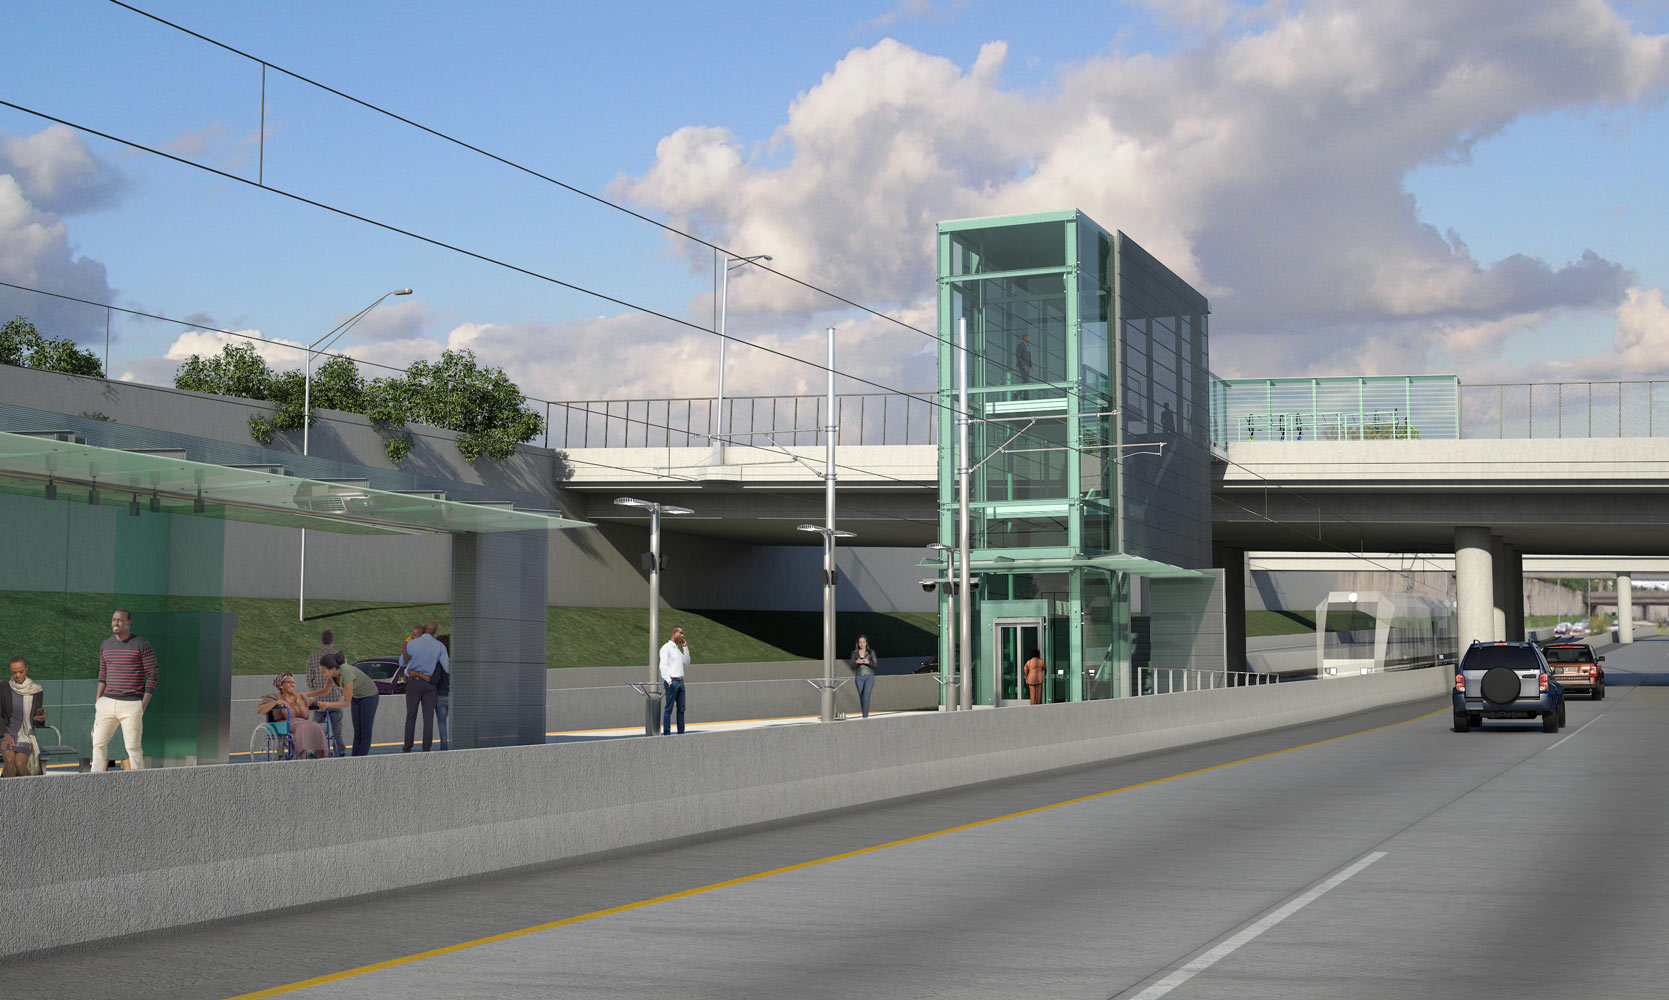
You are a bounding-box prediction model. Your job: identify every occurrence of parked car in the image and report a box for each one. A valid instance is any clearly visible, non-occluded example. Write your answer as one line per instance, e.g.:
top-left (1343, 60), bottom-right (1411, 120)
top-left (1539, 642), bottom-right (1605, 699)
top-left (1453, 641), bottom-right (1565, 733)
top-left (352, 657), bottom-right (407, 696)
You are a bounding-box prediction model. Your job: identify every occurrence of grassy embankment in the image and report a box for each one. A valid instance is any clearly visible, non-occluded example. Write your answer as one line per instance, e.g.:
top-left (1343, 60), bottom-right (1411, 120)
top-left (0, 590), bottom-right (937, 677)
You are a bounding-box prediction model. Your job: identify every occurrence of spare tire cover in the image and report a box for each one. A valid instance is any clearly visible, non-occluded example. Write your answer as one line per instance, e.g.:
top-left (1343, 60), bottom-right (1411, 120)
top-left (1481, 666), bottom-right (1523, 706)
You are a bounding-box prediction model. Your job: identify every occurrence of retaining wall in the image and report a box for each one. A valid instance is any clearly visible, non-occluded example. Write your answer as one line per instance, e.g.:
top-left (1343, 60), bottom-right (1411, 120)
top-left (8, 667), bottom-right (1448, 957)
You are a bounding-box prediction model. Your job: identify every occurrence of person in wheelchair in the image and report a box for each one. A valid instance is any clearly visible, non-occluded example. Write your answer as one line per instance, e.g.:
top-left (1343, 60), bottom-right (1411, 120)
top-left (256, 673), bottom-right (329, 759)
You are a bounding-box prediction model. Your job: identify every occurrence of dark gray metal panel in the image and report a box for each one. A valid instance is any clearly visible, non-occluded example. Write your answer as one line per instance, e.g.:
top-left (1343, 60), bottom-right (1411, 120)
top-left (451, 529), bottom-right (548, 748)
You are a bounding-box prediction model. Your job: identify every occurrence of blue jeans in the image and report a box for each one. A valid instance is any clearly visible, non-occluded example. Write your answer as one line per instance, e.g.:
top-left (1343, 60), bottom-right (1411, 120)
top-left (436, 694), bottom-right (450, 750)
top-left (662, 678), bottom-right (686, 734)
top-left (350, 694), bottom-right (379, 756)
top-left (312, 707), bottom-right (344, 757)
top-left (854, 674), bottom-right (875, 718)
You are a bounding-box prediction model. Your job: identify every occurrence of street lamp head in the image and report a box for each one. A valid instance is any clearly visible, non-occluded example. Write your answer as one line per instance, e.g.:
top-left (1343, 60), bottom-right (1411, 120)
top-left (393, 288), bottom-right (413, 296)
top-left (831, 529), bottom-right (856, 539)
top-left (927, 542), bottom-right (953, 551)
top-left (614, 497), bottom-right (652, 510)
top-left (796, 524), bottom-right (825, 534)
top-left (662, 504), bottom-right (695, 516)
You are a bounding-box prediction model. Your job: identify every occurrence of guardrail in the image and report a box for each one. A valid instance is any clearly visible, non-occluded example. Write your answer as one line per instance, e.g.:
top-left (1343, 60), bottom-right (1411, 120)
top-left (1135, 667), bottom-right (1278, 696)
top-left (544, 391), bottom-right (938, 449)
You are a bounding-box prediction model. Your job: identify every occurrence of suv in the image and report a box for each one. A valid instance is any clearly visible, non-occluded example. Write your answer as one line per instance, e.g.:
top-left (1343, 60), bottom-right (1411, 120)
top-left (1539, 642), bottom-right (1605, 699)
top-left (1453, 641), bottom-right (1565, 733)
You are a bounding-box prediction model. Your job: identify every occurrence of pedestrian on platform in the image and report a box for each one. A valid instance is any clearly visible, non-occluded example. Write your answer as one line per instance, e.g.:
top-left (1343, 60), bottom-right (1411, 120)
top-left (91, 609), bottom-right (156, 771)
top-left (659, 626), bottom-right (690, 735)
top-left (849, 634), bottom-right (879, 719)
top-left (2, 655), bottom-right (46, 777)
top-left (1024, 648), bottom-right (1046, 705)
top-left (402, 625), bottom-right (449, 752)
top-left (305, 629), bottom-right (346, 758)
top-left (315, 653), bottom-right (378, 756)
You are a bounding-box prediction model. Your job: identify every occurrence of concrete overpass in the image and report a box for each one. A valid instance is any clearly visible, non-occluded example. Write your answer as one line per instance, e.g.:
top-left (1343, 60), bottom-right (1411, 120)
top-left (560, 434), bottom-right (1669, 646)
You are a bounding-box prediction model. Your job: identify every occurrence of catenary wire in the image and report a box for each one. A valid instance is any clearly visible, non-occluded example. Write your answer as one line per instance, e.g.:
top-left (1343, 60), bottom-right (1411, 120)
top-left (102, 1), bottom-right (1039, 387)
top-left (0, 97), bottom-right (986, 419)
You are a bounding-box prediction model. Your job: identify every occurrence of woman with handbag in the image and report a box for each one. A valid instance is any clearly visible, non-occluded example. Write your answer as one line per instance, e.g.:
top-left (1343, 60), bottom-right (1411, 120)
top-left (2, 655), bottom-right (46, 777)
top-left (850, 634), bottom-right (879, 719)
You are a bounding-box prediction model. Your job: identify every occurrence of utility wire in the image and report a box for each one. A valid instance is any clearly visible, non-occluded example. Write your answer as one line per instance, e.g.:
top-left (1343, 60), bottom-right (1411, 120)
top-left (103, 0), bottom-right (1041, 387)
top-left (0, 97), bottom-right (979, 417)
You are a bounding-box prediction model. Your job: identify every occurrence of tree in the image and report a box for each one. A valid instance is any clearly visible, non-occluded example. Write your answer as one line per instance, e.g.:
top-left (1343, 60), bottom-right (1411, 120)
top-left (0, 316), bottom-right (105, 377)
top-left (172, 342), bottom-right (542, 464)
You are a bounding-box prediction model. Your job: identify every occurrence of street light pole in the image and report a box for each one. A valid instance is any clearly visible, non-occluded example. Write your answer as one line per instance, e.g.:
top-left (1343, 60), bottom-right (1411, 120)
top-left (957, 316), bottom-right (973, 710)
top-left (797, 326), bottom-right (853, 722)
top-left (712, 253), bottom-right (773, 462)
top-left (298, 287), bottom-right (412, 622)
top-left (928, 542), bottom-right (958, 711)
top-left (615, 496), bottom-right (693, 735)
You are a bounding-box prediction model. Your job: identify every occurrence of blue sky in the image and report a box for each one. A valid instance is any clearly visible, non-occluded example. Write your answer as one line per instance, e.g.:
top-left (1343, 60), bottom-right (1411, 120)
top-left (4, 0), bottom-right (1669, 404)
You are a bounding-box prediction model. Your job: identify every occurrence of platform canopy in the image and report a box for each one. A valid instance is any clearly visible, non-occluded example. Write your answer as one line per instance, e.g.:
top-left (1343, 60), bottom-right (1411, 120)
top-left (0, 431), bottom-right (589, 535)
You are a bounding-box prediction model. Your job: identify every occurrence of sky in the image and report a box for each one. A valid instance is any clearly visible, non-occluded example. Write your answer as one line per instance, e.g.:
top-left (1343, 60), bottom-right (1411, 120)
top-left (4, 0), bottom-right (1669, 413)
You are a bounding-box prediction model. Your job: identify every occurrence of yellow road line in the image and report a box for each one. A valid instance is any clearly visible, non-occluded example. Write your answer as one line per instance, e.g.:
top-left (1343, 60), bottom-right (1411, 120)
top-left (226, 703), bottom-right (1444, 999)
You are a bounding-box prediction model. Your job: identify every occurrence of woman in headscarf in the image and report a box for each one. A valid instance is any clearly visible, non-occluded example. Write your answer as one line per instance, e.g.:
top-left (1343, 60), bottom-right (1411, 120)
top-left (2, 654), bottom-right (45, 777)
top-left (256, 672), bottom-right (328, 759)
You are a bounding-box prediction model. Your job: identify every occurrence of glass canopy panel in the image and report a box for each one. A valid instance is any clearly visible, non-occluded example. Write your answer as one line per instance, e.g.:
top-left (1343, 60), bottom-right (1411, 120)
top-left (0, 432), bottom-right (589, 535)
top-left (946, 220), bottom-right (1067, 275)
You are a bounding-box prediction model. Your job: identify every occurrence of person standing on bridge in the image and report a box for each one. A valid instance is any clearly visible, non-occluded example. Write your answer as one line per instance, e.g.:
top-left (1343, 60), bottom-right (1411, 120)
top-left (659, 626), bottom-right (690, 735)
top-left (1024, 648), bottom-right (1046, 706)
top-left (849, 634), bottom-right (878, 719)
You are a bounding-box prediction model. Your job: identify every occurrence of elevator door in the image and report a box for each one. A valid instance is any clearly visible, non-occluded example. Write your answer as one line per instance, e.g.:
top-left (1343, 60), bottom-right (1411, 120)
top-left (993, 618), bottom-right (1044, 706)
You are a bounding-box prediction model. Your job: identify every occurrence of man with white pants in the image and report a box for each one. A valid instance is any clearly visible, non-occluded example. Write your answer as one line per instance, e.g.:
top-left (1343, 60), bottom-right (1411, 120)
top-left (91, 608), bottom-right (157, 771)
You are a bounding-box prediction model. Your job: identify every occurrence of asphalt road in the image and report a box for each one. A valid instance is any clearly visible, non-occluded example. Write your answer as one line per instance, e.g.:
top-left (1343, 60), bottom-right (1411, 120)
top-left (20, 637), bottom-right (1669, 999)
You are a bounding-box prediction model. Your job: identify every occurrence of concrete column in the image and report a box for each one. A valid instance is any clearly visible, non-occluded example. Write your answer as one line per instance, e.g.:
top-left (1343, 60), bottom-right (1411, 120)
top-left (1507, 549), bottom-right (1525, 641)
top-left (1502, 537), bottom-right (1515, 637)
top-left (1213, 542), bottom-right (1247, 673)
top-left (1455, 526), bottom-right (1495, 652)
top-left (451, 529), bottom-right (550, 748)
top-left (1618, 573), bottom-right (1635, 644)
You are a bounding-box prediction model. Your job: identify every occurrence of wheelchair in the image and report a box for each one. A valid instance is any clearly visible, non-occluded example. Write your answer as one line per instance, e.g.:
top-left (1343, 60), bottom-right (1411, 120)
top-left (248, 711), bottom-right (340, 761)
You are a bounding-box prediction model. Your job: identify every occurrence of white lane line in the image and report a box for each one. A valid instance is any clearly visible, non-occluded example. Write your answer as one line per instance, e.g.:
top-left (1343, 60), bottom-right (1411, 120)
top-left (1550, 712), bottom-right (1606, 749)
top-left (1128, 851), bottom-right (1386, 1000)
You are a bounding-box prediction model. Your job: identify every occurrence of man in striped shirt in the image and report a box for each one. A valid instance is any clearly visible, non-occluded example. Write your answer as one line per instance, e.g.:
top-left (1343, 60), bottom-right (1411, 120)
top-left (91, 608), bottom-right (157, 771)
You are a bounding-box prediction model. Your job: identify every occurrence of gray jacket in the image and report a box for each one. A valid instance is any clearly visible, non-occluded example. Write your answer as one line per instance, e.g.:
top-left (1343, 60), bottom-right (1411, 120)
top-left (849, 646), bottom-right (880, 676)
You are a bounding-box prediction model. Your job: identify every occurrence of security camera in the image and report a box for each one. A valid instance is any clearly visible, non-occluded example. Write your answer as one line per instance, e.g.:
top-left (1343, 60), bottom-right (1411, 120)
top-left (919, 579), bottom-right (940, 593)
top-left (967, 576), bottom-right (982, 592)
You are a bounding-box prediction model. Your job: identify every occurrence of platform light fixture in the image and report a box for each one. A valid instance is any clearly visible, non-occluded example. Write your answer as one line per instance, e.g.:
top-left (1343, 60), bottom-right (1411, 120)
top-left (615, 496), bottom-right (695, 735)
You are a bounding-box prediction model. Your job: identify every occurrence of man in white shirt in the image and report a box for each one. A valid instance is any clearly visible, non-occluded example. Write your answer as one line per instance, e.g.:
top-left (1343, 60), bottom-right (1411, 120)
top-left (658, 626), bottom-right (690, 735)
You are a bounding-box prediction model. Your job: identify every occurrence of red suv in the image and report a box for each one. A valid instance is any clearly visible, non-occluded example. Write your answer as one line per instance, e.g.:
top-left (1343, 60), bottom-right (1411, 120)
top-left (1539, 642), bottom-right (1605, 699)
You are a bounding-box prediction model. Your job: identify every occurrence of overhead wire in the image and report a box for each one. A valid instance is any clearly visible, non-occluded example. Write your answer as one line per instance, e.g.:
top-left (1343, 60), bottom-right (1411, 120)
top-left (103, 0), bottom-right (1042, 388)
top-left (14, 12), bottom-right (1464, 571)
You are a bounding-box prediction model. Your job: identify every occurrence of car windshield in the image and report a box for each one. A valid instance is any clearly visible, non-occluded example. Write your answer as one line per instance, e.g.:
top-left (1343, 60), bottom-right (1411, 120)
top-left (1460, 646), bottom-right (1542, 671)
top-left (356, 660), bottom-right (398, 679)
top-left (1541, 646), bottom-right (1594, 664)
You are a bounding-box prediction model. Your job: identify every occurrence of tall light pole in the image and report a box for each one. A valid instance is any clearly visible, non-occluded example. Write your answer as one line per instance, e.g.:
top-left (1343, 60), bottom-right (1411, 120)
top-left (712, 252), bottom-right (773, 462)
top-left (928, 541), bottom-right (958, 711)
top-left (800, 524), bottom-right (855, 721)
top-left (615, 496), bottom-right (693, 735)
top-left (297, 287), bottom-right (412, 621)
top-left (956, 315), bottom-right (973, 710)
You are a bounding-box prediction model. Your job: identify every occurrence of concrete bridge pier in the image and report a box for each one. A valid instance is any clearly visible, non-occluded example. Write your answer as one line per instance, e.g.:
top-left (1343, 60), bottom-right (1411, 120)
top-left (1618, 574), bottom-right (1635, 644)
top-left (1491, 534), bottom-right (1511, 642)
top-left (1506, 548), bottom-right (1524, 641)
top-left (1456, 526), bottom-right (1495, 651)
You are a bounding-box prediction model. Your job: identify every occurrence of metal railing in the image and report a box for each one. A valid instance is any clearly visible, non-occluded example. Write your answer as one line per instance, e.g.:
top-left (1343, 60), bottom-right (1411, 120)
top-left (1134, 667), bottom-right (1277, 696)
top-left (1459, 380), bottom-right (1669, 439)
top-left (545, 391), bottom-right (938, 449)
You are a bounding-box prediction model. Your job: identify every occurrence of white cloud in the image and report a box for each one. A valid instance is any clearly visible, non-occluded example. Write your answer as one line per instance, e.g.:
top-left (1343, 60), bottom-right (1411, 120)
top-left (0, 127), bottom-right (118, 345)
top-left (616, 0), bottom-right (1669, 384)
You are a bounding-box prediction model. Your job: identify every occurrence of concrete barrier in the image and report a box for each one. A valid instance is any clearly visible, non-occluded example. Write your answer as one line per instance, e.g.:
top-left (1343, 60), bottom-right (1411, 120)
top-left (7, 667), bottom-right (1447, 958)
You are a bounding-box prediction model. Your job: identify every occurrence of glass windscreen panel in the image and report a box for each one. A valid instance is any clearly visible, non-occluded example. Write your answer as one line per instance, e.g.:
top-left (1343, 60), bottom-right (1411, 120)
top-left (973, 419), bottom-right (1068, 501)
top-left (972, 509), bottom-right (1070, 549)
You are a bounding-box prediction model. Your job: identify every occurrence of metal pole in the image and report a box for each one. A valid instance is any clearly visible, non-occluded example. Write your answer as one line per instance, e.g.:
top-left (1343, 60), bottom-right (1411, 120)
top-left (713, 256), bottom-right (730, 459)
top-left (821, 326), bottom-right (838, 723)
top-left (943, 552), bottom-right (956, 711)
top-left (299, 347), bottom-right (312, 622)
top-left (647, 507), bottom-right (662, 736)
top-left (957, 316), bottom-right (973, 710)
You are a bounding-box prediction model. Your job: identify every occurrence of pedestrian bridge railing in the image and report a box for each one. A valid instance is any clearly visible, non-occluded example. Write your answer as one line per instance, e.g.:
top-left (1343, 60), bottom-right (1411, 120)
top-left (545, 391), bottom-right (938, 449)
top-left (1134, 667), bottom-right (1278, 696)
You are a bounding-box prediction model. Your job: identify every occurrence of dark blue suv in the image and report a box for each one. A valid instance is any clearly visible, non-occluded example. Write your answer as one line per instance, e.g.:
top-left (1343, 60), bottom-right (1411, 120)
top-left (1453, 641), bottom-right (1565, 733)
